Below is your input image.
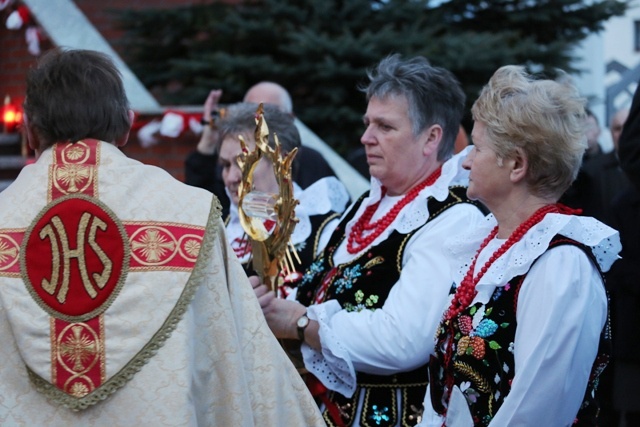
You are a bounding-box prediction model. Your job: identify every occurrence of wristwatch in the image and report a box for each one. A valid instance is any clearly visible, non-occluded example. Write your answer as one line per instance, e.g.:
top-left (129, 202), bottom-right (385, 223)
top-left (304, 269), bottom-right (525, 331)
top-left (296, 312), bottom-right (310, 341)
top-left (200, 110), bottom-right (221, 128)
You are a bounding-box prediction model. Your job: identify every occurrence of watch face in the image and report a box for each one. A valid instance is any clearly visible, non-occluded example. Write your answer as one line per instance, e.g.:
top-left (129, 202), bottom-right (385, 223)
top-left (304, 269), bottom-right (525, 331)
top-left (297, 315), bottom-right (309, 328)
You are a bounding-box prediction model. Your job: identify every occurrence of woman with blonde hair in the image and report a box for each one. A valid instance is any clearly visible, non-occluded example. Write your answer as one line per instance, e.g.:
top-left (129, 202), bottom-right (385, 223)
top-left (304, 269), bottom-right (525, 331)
top-left (420, 66), bottom-right (621, 427)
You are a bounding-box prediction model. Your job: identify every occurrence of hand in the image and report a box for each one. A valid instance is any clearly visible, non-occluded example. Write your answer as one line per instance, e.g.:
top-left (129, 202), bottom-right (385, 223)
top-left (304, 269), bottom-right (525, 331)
top-left (203, 89), bottom-right (222, 120)
top-left (249, 275), bottom-right (276, 310)
top-left (196, 89), bottom-right (223, 155)
top-left (249, 276), bottom-right (306, 340)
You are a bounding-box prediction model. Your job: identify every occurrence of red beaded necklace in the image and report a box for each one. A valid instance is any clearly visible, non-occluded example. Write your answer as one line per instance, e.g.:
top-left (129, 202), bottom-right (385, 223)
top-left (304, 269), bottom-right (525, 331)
top-left (346, 167), bottom-right (442, 254)
top-left (438, 202), bottom-right (579, 416)
top-left (444, 203), bottom-right (566, 321)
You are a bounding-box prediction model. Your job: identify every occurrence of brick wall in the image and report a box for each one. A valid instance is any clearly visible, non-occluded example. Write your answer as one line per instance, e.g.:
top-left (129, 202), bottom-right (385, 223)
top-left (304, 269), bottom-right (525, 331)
top-left (0, 8), bottom-right (46, 108)
top-left (0, 0), bottom-right (225, 183)
top-left (122, 118), bottom-right (202, 183)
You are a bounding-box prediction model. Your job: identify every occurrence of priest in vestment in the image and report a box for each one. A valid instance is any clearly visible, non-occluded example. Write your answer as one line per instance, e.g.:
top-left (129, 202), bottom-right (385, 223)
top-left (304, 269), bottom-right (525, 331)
top-left (0, 48), bottom-right (324, 427)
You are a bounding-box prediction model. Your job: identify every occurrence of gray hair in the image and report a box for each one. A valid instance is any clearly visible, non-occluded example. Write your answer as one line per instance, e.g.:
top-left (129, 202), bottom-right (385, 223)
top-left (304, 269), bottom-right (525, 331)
top-left (218, 102), bottom-right (301, 154)
top-left (360, 54), bottom-right (466, 161)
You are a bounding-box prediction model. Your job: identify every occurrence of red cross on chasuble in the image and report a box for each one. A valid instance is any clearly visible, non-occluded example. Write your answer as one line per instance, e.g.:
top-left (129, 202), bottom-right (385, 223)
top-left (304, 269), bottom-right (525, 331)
top-left (0, 139), bottom-right (205, 399)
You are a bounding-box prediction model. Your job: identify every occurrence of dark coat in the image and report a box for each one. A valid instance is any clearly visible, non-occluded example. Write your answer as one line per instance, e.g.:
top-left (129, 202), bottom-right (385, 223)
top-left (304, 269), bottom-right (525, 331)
top-left (606, 187), bottom-right (640, 363)
top-left (619, 82), bottom-right (640, 190)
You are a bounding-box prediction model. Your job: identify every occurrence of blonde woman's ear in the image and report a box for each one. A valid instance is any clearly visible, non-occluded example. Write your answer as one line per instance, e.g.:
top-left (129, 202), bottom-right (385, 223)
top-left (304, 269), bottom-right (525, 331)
top-left (509, 147), bottom-right (528, 183)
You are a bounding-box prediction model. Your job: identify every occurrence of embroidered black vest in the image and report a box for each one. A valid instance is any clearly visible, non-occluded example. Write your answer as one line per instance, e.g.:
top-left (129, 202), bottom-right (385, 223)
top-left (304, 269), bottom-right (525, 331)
top-left (429, 235), bottom-right (610, 427)
top-left (297, 186), bottom-right (483, 427)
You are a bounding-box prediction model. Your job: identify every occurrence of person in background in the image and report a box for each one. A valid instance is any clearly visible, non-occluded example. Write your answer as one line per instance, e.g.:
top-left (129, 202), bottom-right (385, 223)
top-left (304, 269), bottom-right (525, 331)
top-left (611, 108), bottom-right (630, 148)
top-left (578, 108), bottom-right (632, 227)
top-left (591, 107), bottom-right (631, 427)
top-left (217, 101), bottom-right (349, 286)
top-left (184, 88), bottom-right (230, 213)
top-left (618, 83), bottom-right (640, 190)
top-left (604, 101), bottom-right (640, 427)
top-left (252, 54), bottom-right (487, 427)
top-left (559, 108), bottom-right (605, 216)
top-left (0, 48), bottom-right (324, 426)
top-left (585, 108), bottom-right (604, 157)
top-left (420, 65), bottom-right (620, 427)
top-left (606, 178), bottom-right (640, 427)
top-left (185, 81), bottom-right (337, 217)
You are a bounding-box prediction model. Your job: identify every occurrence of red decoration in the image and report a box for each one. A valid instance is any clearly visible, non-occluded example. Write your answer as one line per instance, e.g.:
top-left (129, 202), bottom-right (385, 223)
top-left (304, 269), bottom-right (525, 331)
top-left (53, 316), bottom-right (105, 396)
top-left (346, 167), bottom-right (442, 254)
top-left (5, 4), bottom-right (30, 29)
top-left (23, 197), bottom-right (128, 318)
top-left (1, 95), bottom-right (22, 132)
top-left (0, 231), bottom-right (23, 274)
top-left (159, 109), bottom-right (202, 137)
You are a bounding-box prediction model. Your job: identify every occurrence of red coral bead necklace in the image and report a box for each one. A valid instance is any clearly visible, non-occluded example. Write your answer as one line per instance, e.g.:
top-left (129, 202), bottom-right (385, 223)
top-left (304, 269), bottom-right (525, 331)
top-left (443, 203), bottom-right (580, 321)
top-left (346, 166), bottom-right (442, 254)
top-left (439, 202), bottom-right (578, 414)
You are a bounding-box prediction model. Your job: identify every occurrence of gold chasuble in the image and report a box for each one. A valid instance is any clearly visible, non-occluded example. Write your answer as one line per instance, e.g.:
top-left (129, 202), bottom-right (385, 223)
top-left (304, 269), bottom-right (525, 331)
top-left (0, 140), bottom-right (324, 426)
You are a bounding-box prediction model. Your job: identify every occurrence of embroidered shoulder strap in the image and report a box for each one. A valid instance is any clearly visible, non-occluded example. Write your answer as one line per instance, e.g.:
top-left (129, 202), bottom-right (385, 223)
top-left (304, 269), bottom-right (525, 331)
top-left (313, 212), bottom-right (341, 256)
top-left (395, 186), bottom-right (487, 272)
top-left (426, 185), bottom-right (487, 221)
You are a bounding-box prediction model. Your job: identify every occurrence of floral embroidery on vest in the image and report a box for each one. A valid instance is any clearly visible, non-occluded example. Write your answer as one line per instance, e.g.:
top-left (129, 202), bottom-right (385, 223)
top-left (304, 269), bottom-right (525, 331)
top-left (295, 186), bottom-right (483, 427)
top-left (430, 235), bottom-right (610, 427)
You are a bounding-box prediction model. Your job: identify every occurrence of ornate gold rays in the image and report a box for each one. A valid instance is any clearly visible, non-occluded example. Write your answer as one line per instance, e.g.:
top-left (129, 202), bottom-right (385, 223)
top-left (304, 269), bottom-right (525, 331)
top-left (237, 104), bottom-right (300, 291)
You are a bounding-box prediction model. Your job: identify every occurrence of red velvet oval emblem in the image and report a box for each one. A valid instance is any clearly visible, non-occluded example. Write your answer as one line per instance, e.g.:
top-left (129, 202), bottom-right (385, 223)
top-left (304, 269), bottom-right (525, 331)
top-left (22, 195), bottom-right (128, 320)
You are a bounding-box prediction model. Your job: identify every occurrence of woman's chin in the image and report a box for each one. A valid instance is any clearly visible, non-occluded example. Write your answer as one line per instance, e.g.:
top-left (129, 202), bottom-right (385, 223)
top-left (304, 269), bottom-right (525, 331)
top-left (465, 187), bottom-right (480, 203)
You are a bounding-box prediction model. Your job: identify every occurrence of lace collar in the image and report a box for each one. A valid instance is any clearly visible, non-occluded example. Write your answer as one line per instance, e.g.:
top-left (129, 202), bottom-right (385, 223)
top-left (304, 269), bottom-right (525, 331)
top-left (346, 146), bottom-right (472, 234)
top-left (447, 213), bottom-right (622, 288)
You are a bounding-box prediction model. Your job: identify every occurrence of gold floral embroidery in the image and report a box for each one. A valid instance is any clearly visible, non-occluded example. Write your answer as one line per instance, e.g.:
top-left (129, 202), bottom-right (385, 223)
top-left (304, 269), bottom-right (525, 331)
top-left (0, 235), bottom-right (19, 268)
top-left (53, 321), bottom-right (102, 399)
top-left (131, 228), bottom-right (176, 263)
top-left (453, 361), bottom-right (492, 393)
top-left (363, 255), bottom-right (384, 270)
top-left (70, 382), bottom-right (90, 398)
top-left (55, 164), bottom-right (92, 193)
top-left (60, 325), bottom-right (98, 372)
top-left (183, 238), bottom-right (201, 258)
top-left (65, 145), bottom-right (87, 161)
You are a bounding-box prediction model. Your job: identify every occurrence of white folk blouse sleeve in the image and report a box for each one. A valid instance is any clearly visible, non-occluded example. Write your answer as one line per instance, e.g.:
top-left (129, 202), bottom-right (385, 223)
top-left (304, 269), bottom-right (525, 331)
top-left (303, 203), bottom-right (485, 396)
top-left (488, 245), bottom-right (607, 427)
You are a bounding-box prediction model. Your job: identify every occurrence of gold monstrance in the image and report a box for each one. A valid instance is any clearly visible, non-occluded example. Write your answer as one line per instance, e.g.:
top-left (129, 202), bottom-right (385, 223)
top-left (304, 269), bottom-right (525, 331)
top-left (236, 104), bottom-right (300, 292)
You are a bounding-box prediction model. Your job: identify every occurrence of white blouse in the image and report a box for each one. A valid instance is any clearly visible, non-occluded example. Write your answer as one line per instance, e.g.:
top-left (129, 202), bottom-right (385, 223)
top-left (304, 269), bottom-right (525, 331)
top-left (419, 213), bottom-right (621, 427)
top-left (301, 147), bottom-right (487, 397)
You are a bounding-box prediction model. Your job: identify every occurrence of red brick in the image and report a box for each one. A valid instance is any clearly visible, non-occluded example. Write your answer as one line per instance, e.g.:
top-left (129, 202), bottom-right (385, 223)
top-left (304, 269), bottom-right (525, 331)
top-left (1, 0), bottom-right (229, 181)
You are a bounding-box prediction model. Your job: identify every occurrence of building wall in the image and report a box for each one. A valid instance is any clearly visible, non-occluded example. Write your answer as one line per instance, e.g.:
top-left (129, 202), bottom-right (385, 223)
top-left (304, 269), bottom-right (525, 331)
top-left (604, 8), bottom-right (640, 71)
top-left (122, 120), bottom-right (202, 183)
top-left (603, 8), bottom-right (640, 118)
top-left (573, 5), bottom-right (640, 152)
top-left (0, 0), bottom-right (221, 183)
top-left (0, 8), bottom-right (46, 107)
